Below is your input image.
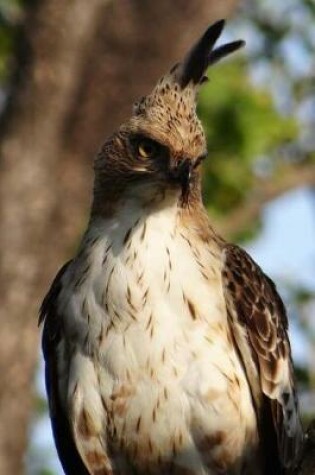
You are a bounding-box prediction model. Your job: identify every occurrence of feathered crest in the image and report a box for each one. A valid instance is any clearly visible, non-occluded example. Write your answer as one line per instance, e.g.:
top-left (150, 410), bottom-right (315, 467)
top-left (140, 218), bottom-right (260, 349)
top-left (131, 20), bottom-right (244, 161)
top-left (176, 19), bottom-right (245, 88)
top-left (133, 20), bottom-right (244, 117)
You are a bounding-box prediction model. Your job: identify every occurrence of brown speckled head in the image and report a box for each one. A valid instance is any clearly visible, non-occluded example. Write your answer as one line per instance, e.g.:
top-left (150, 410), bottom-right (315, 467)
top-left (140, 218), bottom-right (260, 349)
top-left (93, 20), bottom-right (244, 213)
top-left (129, 73), bottom-right (206, 163)
top-left (127, 20), bottom-right (244, 163)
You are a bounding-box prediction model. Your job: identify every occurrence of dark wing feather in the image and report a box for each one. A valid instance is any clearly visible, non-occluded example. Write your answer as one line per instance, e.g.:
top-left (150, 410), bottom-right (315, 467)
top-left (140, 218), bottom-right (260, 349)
top-left (222, 244), bottom-right (303, 471)
top-left (40, 261), bottom-right (89, 475)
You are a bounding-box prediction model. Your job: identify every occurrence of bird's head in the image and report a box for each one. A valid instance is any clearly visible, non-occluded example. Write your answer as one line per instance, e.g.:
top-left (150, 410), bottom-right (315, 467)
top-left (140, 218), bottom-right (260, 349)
top-left (93, 20), bottom-right (244, 215)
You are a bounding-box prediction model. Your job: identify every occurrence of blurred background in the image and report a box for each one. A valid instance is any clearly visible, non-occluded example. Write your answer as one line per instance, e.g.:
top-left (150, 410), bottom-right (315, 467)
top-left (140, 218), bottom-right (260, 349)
top-left (0, 0), bottom-right (314, 473)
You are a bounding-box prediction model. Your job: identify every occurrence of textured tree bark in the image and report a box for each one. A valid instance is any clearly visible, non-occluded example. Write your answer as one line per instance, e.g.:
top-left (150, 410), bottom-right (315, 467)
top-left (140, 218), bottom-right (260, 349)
top-left (0, 0), bottom-right (237, 472)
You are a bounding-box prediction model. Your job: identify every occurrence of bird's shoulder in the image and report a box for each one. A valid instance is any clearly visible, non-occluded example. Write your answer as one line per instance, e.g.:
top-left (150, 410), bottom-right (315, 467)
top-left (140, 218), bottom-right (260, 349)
top-left (222, 242), bottom-right (288, 332)
top-left (39, 260), bottom-right (72, 358)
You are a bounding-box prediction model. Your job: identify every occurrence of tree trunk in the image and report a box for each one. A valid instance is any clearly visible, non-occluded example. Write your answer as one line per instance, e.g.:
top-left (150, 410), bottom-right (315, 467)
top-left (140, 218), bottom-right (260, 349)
top-left (0, 0), bottom-right (237, 472)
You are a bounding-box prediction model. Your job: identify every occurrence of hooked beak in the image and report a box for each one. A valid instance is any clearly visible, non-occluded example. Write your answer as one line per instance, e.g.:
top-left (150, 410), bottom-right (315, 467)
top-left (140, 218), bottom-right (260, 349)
top-left (170, 154), bottom-right (206, 204)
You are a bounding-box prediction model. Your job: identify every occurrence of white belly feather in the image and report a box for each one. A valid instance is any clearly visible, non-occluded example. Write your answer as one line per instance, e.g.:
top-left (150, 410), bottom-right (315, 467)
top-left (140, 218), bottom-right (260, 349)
top-left (57, 202), bottom-right (259, 473)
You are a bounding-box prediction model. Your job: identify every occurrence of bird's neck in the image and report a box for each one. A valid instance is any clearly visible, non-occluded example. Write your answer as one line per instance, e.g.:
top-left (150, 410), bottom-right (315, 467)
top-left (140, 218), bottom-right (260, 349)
top-left (88, 186), bottom-right (221, 255)
top-left (91, 163), bottom-right (205, 220)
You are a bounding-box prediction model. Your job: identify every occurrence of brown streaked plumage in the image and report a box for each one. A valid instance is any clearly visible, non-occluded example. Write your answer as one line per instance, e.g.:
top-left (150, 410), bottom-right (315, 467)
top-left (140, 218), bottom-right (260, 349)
top-left (40, 20), bottom-right (303, 475)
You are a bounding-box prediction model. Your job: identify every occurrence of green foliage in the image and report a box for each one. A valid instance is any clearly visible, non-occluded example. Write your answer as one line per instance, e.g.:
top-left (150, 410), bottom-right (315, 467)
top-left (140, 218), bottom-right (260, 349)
top-left (197, 60), bottom-right (298, 218)
top-left (230, 217), bottom-right (262, 244)
top-left (34, 393), bottom-right (49, 417)
top-left (295, 365), bottom-right (311, 388)
top-left (0, 0), bottom-right (24, 81)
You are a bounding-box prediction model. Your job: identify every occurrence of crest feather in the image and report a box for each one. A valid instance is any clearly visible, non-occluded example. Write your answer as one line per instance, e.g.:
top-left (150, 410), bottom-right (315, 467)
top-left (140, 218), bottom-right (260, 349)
top-left (177, 19), bottom-right (245, 88)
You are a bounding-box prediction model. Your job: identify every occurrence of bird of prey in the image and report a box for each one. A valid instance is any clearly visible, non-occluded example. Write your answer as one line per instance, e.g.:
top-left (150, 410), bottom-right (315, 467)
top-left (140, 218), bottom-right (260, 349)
top-left (40, 20), bottom-right (303, 475)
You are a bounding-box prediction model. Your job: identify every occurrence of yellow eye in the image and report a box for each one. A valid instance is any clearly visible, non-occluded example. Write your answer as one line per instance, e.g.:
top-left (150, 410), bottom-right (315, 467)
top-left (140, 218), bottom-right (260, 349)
top-left (138, 140), bottom-right (157, 159)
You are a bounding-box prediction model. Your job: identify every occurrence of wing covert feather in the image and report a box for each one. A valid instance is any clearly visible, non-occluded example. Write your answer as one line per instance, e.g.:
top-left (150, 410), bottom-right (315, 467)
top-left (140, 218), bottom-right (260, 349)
top-left (222, 244), bottom-right (303, 469)
top-left (40, 261), bottom-right (90, 475)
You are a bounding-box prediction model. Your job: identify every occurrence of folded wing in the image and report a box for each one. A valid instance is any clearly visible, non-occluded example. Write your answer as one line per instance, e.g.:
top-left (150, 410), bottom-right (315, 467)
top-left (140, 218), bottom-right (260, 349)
top-left (222, 244), bottom-right (303, 471)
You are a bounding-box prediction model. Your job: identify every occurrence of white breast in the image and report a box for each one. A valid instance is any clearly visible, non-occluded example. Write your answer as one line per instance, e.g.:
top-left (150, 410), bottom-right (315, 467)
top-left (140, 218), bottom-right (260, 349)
top-left (58, 200), bottom-right (259, 473)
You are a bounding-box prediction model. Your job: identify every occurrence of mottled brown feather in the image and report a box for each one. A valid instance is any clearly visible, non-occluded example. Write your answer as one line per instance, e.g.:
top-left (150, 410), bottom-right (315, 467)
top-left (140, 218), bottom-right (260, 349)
top-left (222, 244), bottom-right (303, 471)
